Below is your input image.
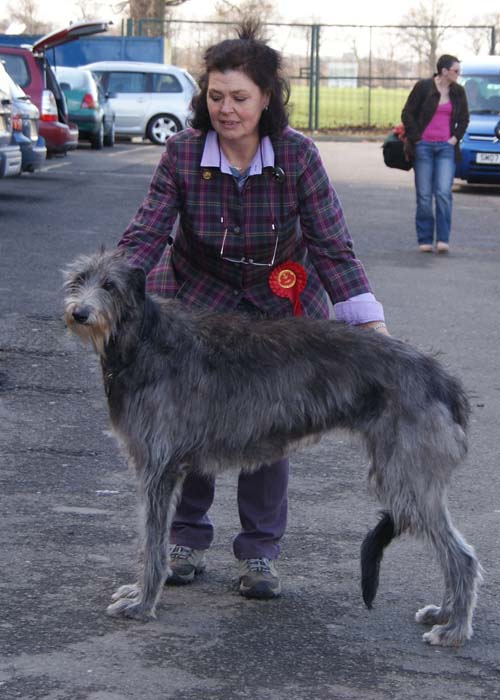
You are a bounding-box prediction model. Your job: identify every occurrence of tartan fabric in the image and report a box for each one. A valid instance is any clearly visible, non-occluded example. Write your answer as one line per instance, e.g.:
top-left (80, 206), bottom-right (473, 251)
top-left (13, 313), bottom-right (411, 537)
top-left (118, 127), bottom-right (373, 319)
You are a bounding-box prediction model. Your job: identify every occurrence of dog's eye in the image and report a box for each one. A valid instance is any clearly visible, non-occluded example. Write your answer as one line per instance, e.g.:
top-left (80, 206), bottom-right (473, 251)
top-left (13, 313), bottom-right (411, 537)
top-left (102, 280), bottom-right (115, 292)
top-left (72, 274), bottom-right (86, 287)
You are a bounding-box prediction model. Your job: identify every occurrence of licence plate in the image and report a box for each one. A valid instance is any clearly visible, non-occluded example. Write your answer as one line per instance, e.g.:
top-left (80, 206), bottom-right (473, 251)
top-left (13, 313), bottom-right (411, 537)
top-left (476, 152), bottom-right (500, 164)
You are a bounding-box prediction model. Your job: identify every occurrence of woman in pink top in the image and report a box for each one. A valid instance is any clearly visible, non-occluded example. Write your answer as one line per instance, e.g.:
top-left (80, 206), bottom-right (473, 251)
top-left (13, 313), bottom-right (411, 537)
top-left (402, 55), bottom-right (469, 253)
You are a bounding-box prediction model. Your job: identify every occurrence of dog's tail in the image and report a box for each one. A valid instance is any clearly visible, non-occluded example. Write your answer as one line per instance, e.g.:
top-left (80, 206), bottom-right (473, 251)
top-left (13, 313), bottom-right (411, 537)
top-left (361, 511), bottom-right (398, 609)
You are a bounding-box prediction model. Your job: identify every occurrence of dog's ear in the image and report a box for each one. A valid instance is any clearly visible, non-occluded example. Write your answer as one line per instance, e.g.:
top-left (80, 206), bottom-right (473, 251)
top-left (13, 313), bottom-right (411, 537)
top-left (130, 266), bottom-right (146, 300)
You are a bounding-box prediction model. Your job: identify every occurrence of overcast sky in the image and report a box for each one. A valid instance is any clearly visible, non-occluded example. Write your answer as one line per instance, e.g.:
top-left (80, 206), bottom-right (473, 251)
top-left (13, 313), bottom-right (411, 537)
top-left (0, 0), bottom-right (499, 28)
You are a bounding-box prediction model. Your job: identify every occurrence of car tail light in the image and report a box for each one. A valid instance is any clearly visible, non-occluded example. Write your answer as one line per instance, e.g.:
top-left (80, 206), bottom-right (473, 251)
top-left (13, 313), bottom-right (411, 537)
top-left (41, 89), bottom-right (58, 122)
top-left (80, 93), bottom-right (97, 110)
top-left (12, 112), bottom-right (23, 131)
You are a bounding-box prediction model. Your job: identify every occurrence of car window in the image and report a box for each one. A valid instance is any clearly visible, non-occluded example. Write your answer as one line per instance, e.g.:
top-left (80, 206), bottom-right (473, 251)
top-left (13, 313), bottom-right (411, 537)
top-left (0, 53), bottom-right (30, 88)
top-left (151, 73), bottom-right (182, 93)
top-left (107, 72), bottom-right (147, 93)
top-left (461, 74), bottom-right (500, 111)
top-left (56, 68), bottom-right (92, 91)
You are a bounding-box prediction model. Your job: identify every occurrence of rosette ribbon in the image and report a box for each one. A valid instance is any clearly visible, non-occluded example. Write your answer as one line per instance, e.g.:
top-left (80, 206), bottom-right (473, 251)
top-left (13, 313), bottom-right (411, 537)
top-left (268, 261), bottom-right (307, 316)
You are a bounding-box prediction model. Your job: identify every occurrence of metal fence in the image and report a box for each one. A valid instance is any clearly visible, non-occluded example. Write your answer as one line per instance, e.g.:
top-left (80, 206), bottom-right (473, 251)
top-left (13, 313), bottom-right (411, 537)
top-left (126, 19), bottom-right (497, 131)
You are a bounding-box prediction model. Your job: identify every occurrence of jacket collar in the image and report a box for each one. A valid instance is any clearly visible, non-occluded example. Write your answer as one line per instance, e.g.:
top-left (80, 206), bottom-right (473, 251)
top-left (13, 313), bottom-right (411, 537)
top-left (200, 130), bottom-right (275, 175)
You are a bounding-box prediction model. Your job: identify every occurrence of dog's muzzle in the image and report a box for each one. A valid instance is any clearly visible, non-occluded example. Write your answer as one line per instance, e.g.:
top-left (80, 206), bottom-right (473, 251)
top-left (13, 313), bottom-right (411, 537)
top-left (71, 305), bottom-right (92, 324)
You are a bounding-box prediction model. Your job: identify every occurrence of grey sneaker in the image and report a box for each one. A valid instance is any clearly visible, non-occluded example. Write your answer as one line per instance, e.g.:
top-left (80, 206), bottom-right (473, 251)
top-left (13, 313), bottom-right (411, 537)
top-left (166, 545), bottom-right (207, 585)
top-left (238, 558), bottom-right (281, 599)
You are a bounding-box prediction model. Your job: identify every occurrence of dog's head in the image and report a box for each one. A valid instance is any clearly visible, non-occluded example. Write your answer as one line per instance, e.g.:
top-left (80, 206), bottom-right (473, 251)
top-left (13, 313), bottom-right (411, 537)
top-left (63, 247), bottom-right (146, 355)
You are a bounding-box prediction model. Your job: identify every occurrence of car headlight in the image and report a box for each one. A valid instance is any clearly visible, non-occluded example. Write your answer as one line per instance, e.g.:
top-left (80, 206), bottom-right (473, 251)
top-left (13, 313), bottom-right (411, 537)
top-left (495, 120), bottom-right (500, 140)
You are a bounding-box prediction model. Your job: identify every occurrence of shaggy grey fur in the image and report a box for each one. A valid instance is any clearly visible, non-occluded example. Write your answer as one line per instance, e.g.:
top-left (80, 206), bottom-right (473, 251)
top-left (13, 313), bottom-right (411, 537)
top-left (63, 249), bottom-right (481, 647)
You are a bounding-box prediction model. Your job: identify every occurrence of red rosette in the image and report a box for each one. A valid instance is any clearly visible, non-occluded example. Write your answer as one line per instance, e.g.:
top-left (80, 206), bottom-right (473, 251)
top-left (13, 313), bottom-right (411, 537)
top-left (269, 261), bottom-right (307, 316)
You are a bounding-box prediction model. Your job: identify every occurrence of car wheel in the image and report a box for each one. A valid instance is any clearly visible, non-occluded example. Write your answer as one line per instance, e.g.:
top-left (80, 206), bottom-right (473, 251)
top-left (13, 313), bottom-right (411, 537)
top-left (90, 122), bottom-right (104, 150)
top-left (103, 119), bottom-right (115, 147)
top-left (146, 114), bottom-right (182, 145)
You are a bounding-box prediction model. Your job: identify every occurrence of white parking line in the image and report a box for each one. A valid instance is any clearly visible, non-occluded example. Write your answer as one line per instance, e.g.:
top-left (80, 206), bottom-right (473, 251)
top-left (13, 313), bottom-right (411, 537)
top-left (41, 161), bottom-right (71, 172)
top-left (106, 145), bottom-right (159, 158)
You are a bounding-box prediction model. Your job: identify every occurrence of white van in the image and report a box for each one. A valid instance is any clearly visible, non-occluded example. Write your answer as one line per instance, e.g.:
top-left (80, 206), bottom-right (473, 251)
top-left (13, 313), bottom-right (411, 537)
top-left (80, 61), bottom-right (198, 145)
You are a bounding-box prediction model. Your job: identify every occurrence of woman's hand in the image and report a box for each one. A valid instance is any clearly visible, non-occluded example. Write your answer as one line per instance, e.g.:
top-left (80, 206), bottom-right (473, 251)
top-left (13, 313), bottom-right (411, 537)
top-left (448, 136), bottom-right (458, 146)
top-left (359, 322), bottom-right (390, 336)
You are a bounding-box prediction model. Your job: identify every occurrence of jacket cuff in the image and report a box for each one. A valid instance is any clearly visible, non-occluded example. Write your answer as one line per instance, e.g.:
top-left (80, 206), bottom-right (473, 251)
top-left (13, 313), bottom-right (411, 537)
top-left (333, 293), bottom-right (385, 325)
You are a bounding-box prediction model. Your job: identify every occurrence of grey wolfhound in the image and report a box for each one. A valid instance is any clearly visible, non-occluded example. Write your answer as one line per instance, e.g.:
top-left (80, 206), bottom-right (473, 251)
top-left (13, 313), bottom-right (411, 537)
top-left (63, 249), bottom-right (481, 647)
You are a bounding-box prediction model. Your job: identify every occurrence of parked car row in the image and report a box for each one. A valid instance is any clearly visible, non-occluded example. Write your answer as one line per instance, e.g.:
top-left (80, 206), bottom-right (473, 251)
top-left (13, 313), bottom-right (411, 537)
top-left (0, 20), bottom-right (113, 179)
top-left (1, 19), bottom-right (200, 180)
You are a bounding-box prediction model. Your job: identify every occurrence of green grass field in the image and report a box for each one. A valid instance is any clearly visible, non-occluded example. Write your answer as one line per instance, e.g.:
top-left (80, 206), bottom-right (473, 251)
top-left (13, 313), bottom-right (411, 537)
top-left (288, 85), bottom-right (409, 130)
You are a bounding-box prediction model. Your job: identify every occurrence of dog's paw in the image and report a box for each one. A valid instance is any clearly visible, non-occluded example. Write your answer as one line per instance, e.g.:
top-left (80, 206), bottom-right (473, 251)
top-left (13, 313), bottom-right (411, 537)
top-left (415, 604), bottom-right (450, 626)
top-left (422, 622), bottom-right (471, 647)
top-left (111, 583), bottom-right (141, 602)
top-left (106, 597), bottom-right (156, 621)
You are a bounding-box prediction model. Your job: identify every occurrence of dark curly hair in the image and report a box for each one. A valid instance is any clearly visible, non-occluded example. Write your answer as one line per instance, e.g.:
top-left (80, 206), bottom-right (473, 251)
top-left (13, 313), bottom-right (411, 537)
top-left (190, 19), bottom-right (290, 138)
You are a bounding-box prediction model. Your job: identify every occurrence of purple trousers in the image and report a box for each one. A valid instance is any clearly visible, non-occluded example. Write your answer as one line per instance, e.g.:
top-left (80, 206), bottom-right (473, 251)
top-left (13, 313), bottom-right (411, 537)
top-left (170, 458), bottom-right (289, 560)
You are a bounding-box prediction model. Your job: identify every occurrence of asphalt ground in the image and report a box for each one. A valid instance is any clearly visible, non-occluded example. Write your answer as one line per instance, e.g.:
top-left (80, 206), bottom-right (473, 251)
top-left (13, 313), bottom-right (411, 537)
top-left (0, 139), bottom-right (499, 699)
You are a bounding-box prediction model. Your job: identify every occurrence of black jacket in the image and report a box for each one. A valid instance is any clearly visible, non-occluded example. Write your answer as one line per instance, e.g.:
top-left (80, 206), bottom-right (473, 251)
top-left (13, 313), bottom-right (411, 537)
top-left (401, 77), bottom-right (469, 162)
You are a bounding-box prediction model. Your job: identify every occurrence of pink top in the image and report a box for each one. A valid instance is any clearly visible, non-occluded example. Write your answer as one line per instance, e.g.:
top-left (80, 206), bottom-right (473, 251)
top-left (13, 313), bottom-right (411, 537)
top-left (421, 101), bottom-right (452, 142)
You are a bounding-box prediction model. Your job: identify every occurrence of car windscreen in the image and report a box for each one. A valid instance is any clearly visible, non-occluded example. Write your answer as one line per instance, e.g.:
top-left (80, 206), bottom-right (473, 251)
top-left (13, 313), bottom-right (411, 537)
top-left (461, 74), bottom-right (500, 113)
top-left (55, 68), bottom-right (93, 91)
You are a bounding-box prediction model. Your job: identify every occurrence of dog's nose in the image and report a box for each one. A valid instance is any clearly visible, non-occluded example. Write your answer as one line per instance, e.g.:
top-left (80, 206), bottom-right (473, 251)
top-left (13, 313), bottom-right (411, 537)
top-left (72, 306), bottom-right (91, 324)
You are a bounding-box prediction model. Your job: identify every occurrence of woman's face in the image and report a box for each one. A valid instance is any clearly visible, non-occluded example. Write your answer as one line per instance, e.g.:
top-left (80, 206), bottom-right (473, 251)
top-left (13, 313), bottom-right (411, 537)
top-left (206, 69), bottom-right (269, 144)
top-left (444, 61), bottom-right (461, 83)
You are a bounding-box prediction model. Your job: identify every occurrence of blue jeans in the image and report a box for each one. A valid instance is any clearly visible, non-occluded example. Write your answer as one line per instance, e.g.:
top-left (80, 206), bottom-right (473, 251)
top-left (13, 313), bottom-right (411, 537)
top-left (414, 141), bottom-right (455, 245)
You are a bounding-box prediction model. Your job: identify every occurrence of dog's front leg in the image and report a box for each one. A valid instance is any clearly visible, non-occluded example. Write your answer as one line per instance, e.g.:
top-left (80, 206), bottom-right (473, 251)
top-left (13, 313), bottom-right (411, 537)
top-left (107, 466), bottom-right (185, 621)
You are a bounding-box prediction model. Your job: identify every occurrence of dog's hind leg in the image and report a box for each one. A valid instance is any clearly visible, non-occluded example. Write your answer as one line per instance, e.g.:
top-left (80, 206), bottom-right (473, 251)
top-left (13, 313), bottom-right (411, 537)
top-left (107, 464), bottom-right (185, 621)
top-left (366, 413), bottom-right (480, 646)
top-left (417, 507), bottom-right (481, 646)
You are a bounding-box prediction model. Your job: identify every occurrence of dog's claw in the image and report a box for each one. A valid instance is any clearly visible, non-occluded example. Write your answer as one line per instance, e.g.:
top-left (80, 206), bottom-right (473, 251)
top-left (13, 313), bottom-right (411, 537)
top-left (422, 623), bottom-right (470, 647)
top-left (415, 604), bottom-right (450, 626)
top-left (106, 597), bottom-right (155, 621)
top-left (111, 583), bottom-right (141, 601)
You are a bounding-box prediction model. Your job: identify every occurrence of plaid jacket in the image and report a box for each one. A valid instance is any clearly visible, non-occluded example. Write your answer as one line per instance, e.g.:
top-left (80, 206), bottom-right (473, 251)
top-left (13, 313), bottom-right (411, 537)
top-left (118, 127), bottom-right (373, 319)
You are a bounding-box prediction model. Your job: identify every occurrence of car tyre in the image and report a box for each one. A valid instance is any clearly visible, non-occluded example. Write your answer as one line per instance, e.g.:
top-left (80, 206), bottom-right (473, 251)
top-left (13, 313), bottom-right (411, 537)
top-left (146, 114), bottom-right (182, 145)
top-left (90, 121), bottom-right (104, 150)
top-left (103, 119), bottom-right (115, 147)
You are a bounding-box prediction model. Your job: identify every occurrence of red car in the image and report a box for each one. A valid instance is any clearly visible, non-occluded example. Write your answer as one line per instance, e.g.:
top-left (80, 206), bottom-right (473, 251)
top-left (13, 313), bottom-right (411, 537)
top-left (0, 21), bottom-right (109, 156)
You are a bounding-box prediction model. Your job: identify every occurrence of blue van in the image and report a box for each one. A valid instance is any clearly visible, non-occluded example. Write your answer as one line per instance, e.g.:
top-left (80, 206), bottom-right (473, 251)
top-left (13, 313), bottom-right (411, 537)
top-left (456, 57), bottom-right (500, 183)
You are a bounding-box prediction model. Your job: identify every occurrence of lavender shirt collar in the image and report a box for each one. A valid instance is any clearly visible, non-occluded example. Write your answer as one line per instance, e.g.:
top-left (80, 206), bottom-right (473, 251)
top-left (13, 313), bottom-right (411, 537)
top-left (201, 130), bottom-right (275, 174)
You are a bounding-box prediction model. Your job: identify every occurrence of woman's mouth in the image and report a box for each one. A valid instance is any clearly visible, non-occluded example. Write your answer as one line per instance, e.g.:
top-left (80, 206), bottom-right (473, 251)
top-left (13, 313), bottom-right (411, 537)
top-left (219, 120), bottom-right (239, 129)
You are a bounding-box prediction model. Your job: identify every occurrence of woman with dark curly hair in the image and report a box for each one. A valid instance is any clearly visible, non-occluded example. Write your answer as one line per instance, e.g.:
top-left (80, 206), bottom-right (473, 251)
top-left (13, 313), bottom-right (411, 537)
top-left (118, 20), bottom-right (387, 599)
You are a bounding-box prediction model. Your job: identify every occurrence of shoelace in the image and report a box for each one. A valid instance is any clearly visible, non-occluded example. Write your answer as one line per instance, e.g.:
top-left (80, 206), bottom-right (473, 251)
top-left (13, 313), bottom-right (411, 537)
top-left (170, 545), bottom-right (192, 560)
top-left (245, 558), bottom-right (272, 573)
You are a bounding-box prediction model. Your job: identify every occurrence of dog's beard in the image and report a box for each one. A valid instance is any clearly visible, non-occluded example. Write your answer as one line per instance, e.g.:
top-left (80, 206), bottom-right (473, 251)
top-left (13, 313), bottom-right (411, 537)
top-left (64, 304), bottom-right (112, 356)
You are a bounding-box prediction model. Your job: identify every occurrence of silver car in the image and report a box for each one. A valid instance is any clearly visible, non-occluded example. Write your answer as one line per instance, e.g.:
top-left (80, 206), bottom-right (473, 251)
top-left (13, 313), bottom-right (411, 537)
top-left (80, 60), bottom-right (197, 145)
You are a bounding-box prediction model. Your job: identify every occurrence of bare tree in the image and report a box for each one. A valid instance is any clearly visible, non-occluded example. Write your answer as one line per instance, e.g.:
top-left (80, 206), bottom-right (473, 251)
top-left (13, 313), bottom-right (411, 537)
top-left (113, 0), bottom-right (190, 21)
top-left (468, 13), bottom-right (500, 55)
top-left (74, 1), bottom-right (105, 22)
top-left (398, 0), bottom-right (454, 75)
top-left (6, 0), bottom-right (51, 35)
top-left (113, 0), bottom-right (190, 35)
top-left (214, 0), bottom-right (278, 23)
